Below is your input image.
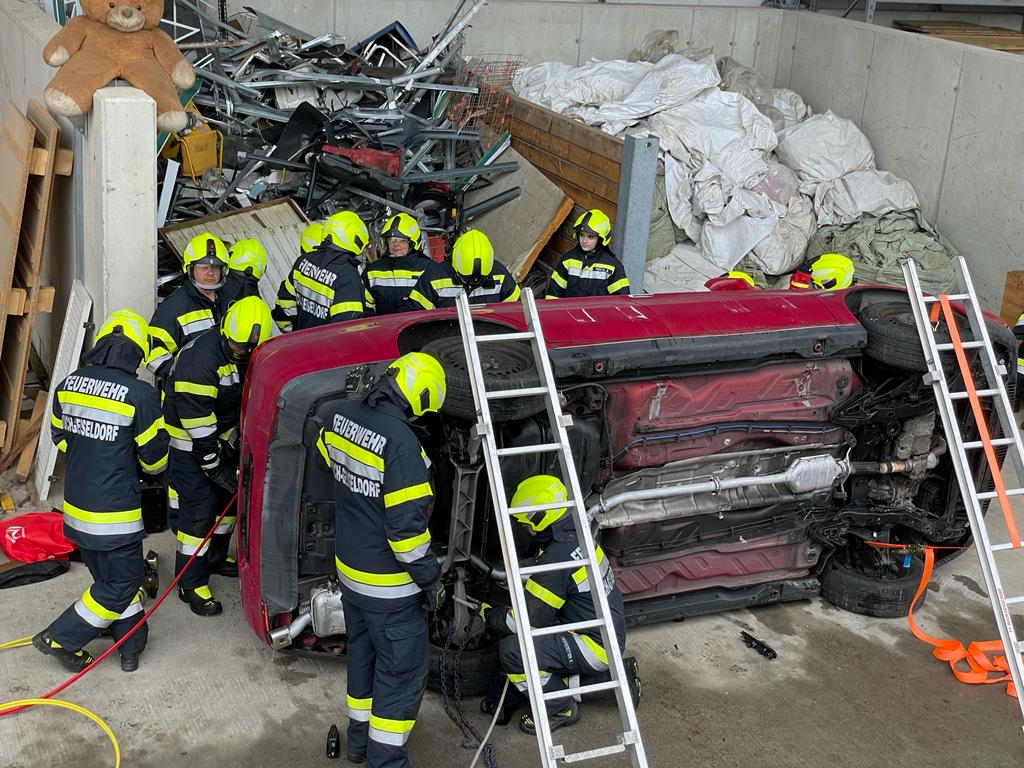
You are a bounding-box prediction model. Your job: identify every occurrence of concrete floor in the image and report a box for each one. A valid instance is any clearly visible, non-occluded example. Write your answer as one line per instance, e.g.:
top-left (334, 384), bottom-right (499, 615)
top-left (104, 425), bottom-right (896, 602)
top-left (2, 487), bottom-right (1024, 768)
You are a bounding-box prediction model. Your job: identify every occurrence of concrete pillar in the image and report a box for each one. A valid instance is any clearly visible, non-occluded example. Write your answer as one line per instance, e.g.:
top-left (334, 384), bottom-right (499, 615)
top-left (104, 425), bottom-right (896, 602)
top-left (82, 87), bottom-right (157, 332)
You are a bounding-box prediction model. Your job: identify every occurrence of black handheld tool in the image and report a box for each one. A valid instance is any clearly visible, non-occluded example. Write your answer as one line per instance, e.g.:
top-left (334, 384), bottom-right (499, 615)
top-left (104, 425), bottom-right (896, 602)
top-left (740, 631), bottom-right (778, 659)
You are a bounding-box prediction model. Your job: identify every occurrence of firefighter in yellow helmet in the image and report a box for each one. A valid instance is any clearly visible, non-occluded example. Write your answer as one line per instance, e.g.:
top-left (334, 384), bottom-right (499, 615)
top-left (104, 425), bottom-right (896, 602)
top-left (546, 210), bottom-right (630, 299)
top-left (275, 212), bottom-right (375, 332)
top-left (218, 238), bottom-right (267, 312)
top-left (810, 253), bottom-right (855, 290)
top-left (35, 309), bottom-right (168, 673)
top-left (163, 296), bottom-right (272, 616)
top-left (477, 475), bottom-right (630, 734)
top-left (705, 270), bottom-right (756, 291)
top-left (409, 229), bottom-right (520, 310)
top-left (315, 352), bottom-right (446, 765)
top-left (147, 231), bottom-right (229, 382)
top-left (365, 213), bottom-right (435, 315)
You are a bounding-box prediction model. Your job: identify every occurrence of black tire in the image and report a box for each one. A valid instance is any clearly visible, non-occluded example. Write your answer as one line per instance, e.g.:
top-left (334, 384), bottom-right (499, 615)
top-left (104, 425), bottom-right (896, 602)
top-left (421, 336), bottom-right (545, 422)
top-left (820, 554), bottom-right (926, 618)
top-left (860, 300), bottom-right (968, 372)
top-left (426, 638), bottom-right (501, 696)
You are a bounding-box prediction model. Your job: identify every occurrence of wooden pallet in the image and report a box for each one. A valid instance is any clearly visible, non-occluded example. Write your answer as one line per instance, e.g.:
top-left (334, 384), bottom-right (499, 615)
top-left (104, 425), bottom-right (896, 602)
top-left (895, 19), bottom-right (1024, 54)
top-left (0, 101), bottom-right (70, 459)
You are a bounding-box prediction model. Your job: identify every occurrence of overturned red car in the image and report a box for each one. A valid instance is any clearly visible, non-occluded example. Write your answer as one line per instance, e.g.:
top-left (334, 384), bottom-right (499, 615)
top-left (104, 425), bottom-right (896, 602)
top-left (234, 286), bottom-right (1013, 687)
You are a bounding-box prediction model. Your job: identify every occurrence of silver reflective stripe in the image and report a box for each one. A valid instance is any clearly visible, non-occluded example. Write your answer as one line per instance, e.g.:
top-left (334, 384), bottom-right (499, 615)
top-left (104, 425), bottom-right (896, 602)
top-left (61, 403), bottom-right (133, 426)
top-left (73, 601), bottom-right (114, 629)
top-left (370, 277), bottom-right (418, 288)
top-left (186, 424), bottom-right (217, 439)
top-left (393, 542), bottom-right (431, 563)
top-left (575, 559), bottom-right (611, 594)
top-left (469, 284), bottom-right (502, 298)
top-left (181, 317), bottom-right (216, 335)
top-left (219, 372), bottom-right (240, 387)
top-left (505, 609), bottom-right (517, 633)
top-left (119, 598), bottom-right (143, 619)
top-left (336, 571), bottom-right (422, 600)
top-left (327, 445), bottom-right (384, 482)
top-left (295, 282), bottom-right (331, 307)
top-left (64, 517), bottom-right (144, 536)
top-left (146, 350), bottom-right (173, 373)
top-left (572, 634), bottom-right (609, 671)
top-left (436, 287), bottom-right (463, 298)
top-left (170, 437), bottom-right (193, 451)
top-left (282, 305), bottom-right (297, 318)
top-left (567, 267), bottom-right (611, 281)
top-left (369, 727), bottom-right (411, 747)
top-left (167, 495), bottom-right (179, 510)
top-left (215, 518), bottom-right (237, 535)
top-left (177, 539), bottom-right (210, 557)
top-left (349, 707), bottom-right (371, 723)
top-left (220, 426), bottom-right (239, 445)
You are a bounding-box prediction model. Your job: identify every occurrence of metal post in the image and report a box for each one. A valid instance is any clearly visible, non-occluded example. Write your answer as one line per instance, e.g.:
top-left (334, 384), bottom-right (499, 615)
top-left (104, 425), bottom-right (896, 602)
top-left (612, 135), bottom-right (659, 295)
top-left (864, 0), bottom-right (877, 24)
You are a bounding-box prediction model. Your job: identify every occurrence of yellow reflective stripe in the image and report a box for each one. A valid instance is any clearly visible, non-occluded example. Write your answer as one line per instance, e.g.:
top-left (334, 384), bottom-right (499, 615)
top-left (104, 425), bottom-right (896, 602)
top-left (388, 530), bottom-right (430, 554)
top-left (58, 391), bottom-right (136, 418)
top-left (178, 309), bottom-right (214, 325)
top-left (166, 424), bottom-right (190, 439)
top-left (81, 587), bottom-right (120, 622)
top-left (347, 695), bottom-right (372, 710)
top-left (150, 325), bottom-right (176, 351)
top-left (432, 278), bottom-right (458, 289)
top-left (181, 413), bottom-right (217, 429)
top-left (277, 298), bottom-right (297, 308)
top-left (51, 413), bottom-right (63, 429)
top-left (325, 431), bottom-right (385, 471)
top-left (329, 301), bottom-right (363, 317)
top-left (563, 259), bottom-right (583, 269)
top-left (551, 271), bottom-right (568, 288)
top-left (525, 579), bottom-right (565, 609)
top-left (56, 439), bottom-right (67, 453)
top-left (174, 381), bottom-right (218, 398)
top-left (316, 431), bottom-right (330, 468)
top-left (409, 290), bottom-right (433, 310)
top-left (506, 673), bottom-right (527, 683)
top-left (335, 557), bottom-right (413, 586)
top-left (504, 284), bottom-right (521, 302)
top-left (134, 417), bottom-right (165, 447)
top-left (140, 453), bottom-right (168, 473)
top-left (64, 500), bottom-right (142, 524)
top-left (383, 482), bottom-right (432, 509)
top-left (216, 363), bottom-right (237, 378)
top-left (578, 633), bottom-right (608, 665)
top-left (607, 278), bottom-right (630, 293)
top-left (572, 547), bottom-right (605, 585)
top-left (369, 715), bottom-right (415, 734)
top-left (293, 271), bottom-right (333, 298)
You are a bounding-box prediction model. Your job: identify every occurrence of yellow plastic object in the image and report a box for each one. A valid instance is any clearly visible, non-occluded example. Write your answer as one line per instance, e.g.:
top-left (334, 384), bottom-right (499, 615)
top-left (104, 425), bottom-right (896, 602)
top-left (0, 698), bottom-right (120, 767)
top-left (0, 635), bottom-right (32, 650)
top-left (162, 104), bottom-right (223, 183)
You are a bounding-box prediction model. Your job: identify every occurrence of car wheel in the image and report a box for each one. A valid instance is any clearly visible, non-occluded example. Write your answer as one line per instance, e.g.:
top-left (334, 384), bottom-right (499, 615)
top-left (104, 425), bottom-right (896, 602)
top-left (421, 336), bottom-right (545, 422)
top-left (860, 300), bottom-right (969, 372)
top-left (426, 636), bottom-right (501, 697)
top-left (820, 551), bottom-right (926, 618)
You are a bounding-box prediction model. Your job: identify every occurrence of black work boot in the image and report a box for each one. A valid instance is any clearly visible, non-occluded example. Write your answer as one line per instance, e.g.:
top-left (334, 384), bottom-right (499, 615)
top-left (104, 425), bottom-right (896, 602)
top-left (519, 699), bottom-right (580, 735)
top-left (120, 652), bottom-right (140, 672)
top-left (178, 586), bottom-right (223, 616)
top-left (209, 557), bottom-right (238, 578)
top-left (32, 632), bottom-right (93, 672)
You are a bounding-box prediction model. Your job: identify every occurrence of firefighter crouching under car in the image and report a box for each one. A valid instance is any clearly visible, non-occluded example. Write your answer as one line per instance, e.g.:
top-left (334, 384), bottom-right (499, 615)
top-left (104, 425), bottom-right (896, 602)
top-left (316, 352), bottom-right (447, 768)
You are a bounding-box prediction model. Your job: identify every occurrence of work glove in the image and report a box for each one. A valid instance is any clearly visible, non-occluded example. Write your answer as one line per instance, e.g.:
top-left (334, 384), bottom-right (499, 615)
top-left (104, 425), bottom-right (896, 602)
top-left (424, 581), bottom-right (446, 613)
top-left (478, 602), bottom-right (493, 623)
top-left (204, 461), bottom-right (237, 493)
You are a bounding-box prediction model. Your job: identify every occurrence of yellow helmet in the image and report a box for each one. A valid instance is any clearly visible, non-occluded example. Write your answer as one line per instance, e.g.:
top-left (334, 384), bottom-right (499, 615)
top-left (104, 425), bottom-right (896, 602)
top-left (573, 209), bottom-right (613, 247)
top-left (301, 222), bottom-right (327, 254)
top-left (452, 230), bottom-right (494, 284)
top-left (510, 475), bottom-right (570, 532)
top-left (381, 213), bottom-right (422, 251)
top-left (727, 271), bottom-right (755, 288)
top-left (221, 296), bottom-right (272, 363)
top-left (811, 253), bottom-right (855, 291)
top-left (388, 352), bottom-right (446, 417)
top-left (228, 238), bottom-right (267, 280)
top-left (183, 232), bottom-right (229, 290)
top-left (324, 211), bottom-right (369, 256)
top-left (96, 308), bottom-right (150, 359)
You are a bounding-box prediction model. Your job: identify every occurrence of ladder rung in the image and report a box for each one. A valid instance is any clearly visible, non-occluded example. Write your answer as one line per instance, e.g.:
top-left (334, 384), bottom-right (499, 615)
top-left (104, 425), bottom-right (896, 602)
top-left (506, 500), bottom-right (582, 516)
top-left (949, 389), bottom-right (1000, 400)
top-left (1004, 596), bottom-right (1024, 606)
top-left (486, 386), bottom-right (547, 400)
top-left (922, 293), bottom-right (971, 303)
top-left (963, 437), bottom-right (1014, 449)
top-left (558, 743), bottom-right (627, 762)
top-left (479, 331), bottom-right (535, 342)
top-left (935, 341), bottom-right (984, 351)
top-left (532, 619), bottom-right (604, 637)
top-left (1018, 641), bottom-right (1024, 655)
top-left (977, 488), bottom-right (1024, 500)
top-left (543, 680), bottom-right (620, 700)
top-left (521, 560), bottom-right (587, 577)
top-left (990, 542), bottom-right (1023, 552)
top-left (496, 442), bottom-right (561, 457)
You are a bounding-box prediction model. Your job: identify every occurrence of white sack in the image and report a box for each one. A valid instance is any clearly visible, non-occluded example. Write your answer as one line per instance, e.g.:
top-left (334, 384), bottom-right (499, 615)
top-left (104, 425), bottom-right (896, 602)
top-left (813, 169), bottom-right (920, 226)
top-left (771, 88), bottom-right (810, 129)
top-left (776, 111), bottom-right (875, 183)
top-left (664, 156), bottom-right (700, 240)
top-left (749, 195), bottom-right (817, 275)
top-left (700, 212), bottom-right (778, 271)
top-left (751, 159), bottom-right (801, 206)
top-left (644, 242), bottom-right (718, 293)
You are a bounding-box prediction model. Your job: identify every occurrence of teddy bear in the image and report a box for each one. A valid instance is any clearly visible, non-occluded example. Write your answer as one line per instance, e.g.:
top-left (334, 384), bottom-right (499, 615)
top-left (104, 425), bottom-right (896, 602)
top-left (42, 0), bottom-right (195, 133)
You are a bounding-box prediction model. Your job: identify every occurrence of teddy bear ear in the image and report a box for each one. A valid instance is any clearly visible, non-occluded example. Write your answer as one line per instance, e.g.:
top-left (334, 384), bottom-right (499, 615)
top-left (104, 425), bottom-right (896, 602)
top-left (141, 0), bottom-right (167, 28)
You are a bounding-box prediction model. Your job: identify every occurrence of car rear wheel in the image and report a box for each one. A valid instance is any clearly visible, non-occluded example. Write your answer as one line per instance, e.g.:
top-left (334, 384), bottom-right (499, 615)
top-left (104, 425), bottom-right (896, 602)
top-left (820, 549), bottom-right (926, 618)
top-left (427, 636), bottom-right (501, 696)
top-left (421, 336), bottom-right (545, 422)
top-left (860, 300), bottom-right (969, 372)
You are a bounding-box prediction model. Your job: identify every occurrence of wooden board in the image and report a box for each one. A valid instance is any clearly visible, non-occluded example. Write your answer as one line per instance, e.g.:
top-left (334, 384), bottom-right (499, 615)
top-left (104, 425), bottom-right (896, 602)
top-left (15, 389), bottom-right (47, 481)
top-left (895, 20), bottom-right (1024, 54)
top-left (1000, 270), bottom-right (1024, 328)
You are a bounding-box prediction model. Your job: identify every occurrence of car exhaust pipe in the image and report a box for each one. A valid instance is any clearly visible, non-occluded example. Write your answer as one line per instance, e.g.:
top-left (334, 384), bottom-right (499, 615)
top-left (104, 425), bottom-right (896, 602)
top-left (589, 454), bottom-right (850, 528)
top-left (268, 611), bottom-right (312, 651)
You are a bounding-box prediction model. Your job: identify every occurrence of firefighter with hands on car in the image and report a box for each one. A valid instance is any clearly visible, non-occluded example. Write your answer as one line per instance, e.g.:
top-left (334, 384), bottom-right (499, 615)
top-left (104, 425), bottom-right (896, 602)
top-left (365, 213), bottom-right (436, 316)
top-left (409, 229), bottom-right (520, 310)
top-left (545, 209), bottom-right (630, 299)
top-left (34, 309), bottom-right (168, 674)
top-left (163, 296), bottom-right (272, 617)
top-left (315, 351), bottom-right (447, 768)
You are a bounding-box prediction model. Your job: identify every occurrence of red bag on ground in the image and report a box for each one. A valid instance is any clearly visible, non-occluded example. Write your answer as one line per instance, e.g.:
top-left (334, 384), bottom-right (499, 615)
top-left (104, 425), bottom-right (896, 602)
top-left (0, 511), bottom-right (75, 563)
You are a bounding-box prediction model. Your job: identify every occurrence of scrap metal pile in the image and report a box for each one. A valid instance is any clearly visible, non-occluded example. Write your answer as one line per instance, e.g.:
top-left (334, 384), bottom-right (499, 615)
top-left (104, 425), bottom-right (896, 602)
top-left (158, 0), bottom-right (525, 283)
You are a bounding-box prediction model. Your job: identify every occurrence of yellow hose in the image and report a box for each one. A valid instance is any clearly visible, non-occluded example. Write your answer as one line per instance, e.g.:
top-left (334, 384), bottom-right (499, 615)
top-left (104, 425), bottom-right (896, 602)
top-left (0, 636), bottom-right (32, 650)
top-left (0, 698), bottom-right (119, 767)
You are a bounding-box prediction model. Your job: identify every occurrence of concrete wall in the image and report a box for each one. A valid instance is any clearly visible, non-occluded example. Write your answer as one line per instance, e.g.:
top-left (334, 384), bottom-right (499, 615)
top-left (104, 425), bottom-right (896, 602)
top-left (776, 10), bottom-right (1024, 310)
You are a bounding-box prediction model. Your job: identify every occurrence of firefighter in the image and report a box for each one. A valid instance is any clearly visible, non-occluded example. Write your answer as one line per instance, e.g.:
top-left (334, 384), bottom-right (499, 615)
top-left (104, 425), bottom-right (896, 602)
top-left (365, 213), bottom-right (434, 316)
top-left (218, 238), bottom-right (267, 312)
top-left (275, 212), bottom-right (375, 331)
top-left (478, 474), bottom-right (627, 735)
top-left (545, 209), bottom-right (630, 299)
top-left (705, 271), bottom-right (756, 291)
top-left (147, 231), bottom-right (229, 382)
top-left (315, 352), bottom-right (447, 767)
top-left (164, 296), bottom-right (272, 616)
top-left (34, 309), bottom-right (168, 673)
top-left (273, 222), bottom-right (327, 332)
top-left (409, 229), bottom-right (520, 310)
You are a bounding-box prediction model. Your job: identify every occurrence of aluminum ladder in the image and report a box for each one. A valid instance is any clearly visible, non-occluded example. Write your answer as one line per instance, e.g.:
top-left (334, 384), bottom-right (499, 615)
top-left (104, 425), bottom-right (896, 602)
top-left (454, 290), bottom-right (649, 766)
top-left (901, 255), bottom-right (1024, 730)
